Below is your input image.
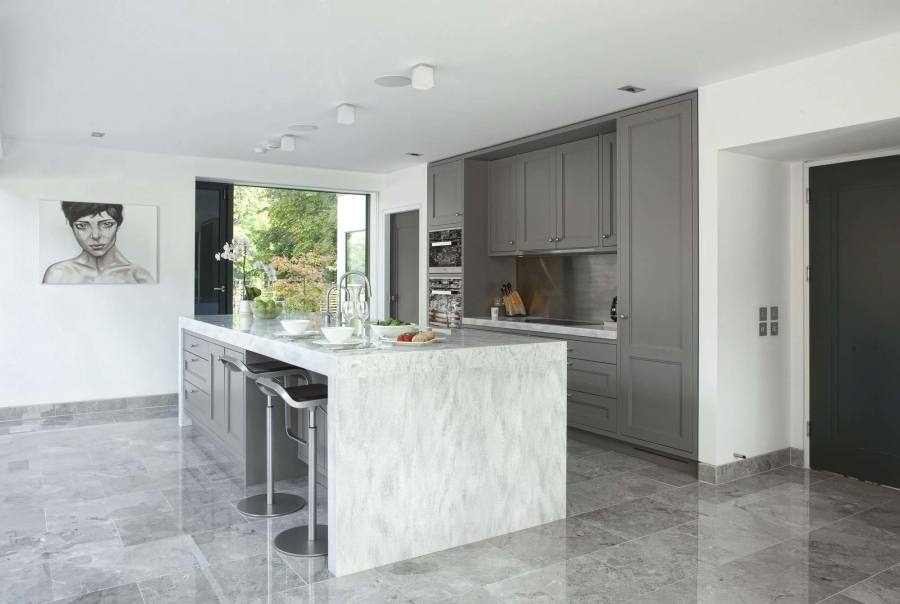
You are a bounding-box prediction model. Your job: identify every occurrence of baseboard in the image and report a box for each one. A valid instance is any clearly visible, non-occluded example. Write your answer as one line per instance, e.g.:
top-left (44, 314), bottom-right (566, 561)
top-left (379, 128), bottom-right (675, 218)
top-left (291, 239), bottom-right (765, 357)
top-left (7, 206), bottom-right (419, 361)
top-left (698, 447), bottom-right (792, 484)
top-left (790, 447), bottom-right (805, 467)
top-left (0, 393), bottom-right (178, 422)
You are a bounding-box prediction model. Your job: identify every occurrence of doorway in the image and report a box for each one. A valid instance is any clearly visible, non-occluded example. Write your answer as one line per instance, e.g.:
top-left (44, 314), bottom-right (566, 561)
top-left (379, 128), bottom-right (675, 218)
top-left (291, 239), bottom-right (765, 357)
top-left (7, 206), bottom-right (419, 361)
top-left (809, 153), bottom-right (900, 487)
top-left (389, 210), bottom-right (420, 322)
top-left (195, 181), bottom-right (233, 315)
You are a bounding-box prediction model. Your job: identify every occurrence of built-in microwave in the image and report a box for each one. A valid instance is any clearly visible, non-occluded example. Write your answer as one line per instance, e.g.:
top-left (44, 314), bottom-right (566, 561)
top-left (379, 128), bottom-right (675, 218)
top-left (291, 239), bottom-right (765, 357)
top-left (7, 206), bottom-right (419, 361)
top-left (428, 277), bottom-right (462, 327)
top-left (428, 227), bottom-right (462, 273)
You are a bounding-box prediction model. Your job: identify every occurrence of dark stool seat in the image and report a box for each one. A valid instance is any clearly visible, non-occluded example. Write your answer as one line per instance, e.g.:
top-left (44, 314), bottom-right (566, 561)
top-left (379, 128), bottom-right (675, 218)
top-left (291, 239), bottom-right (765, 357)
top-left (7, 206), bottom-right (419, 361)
top-left (255, 378), bottom-right (328, 558)
top-left (220, 356), bottom-right (309, 518)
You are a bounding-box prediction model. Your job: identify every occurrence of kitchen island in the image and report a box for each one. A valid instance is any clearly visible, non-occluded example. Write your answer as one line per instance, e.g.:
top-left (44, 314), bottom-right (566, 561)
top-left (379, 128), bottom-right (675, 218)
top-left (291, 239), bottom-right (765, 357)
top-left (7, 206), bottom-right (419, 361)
top-left (178, 315), bottom-right (566, 576)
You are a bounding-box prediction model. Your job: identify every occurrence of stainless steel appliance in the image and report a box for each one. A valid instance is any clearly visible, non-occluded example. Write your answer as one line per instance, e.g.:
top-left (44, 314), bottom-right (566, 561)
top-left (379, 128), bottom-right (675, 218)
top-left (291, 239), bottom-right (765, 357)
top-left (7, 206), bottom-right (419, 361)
top-left (428, 227), bottom-right (462, 274)
top-left (428, 276), bottom-right (462, 327)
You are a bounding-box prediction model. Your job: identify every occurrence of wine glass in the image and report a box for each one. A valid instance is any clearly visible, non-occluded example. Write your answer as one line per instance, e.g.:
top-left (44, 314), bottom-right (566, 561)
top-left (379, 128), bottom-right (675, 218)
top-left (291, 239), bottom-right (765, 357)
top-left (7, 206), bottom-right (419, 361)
top-left (355, 299), bottom-right (370, 339)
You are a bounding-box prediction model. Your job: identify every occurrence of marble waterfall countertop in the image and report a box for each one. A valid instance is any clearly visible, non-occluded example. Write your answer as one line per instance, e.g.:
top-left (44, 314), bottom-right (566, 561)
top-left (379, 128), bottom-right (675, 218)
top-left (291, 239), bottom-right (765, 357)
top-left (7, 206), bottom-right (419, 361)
top-left (178, 314), bottom-right (567, 577)
top-left (463, 316), bottom-right (618, 339)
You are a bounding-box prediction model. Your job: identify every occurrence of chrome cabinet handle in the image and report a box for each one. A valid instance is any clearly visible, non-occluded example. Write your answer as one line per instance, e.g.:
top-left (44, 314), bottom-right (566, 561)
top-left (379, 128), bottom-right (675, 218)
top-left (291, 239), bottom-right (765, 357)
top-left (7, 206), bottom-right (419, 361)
top-left (455, 212), bottom-right (463, 217)
top-left (566, 361), bottom-right (574, 366)
top-left (618, 314), bottom-right (628, 320)
top-left (507, 241), bottom-right (515, 245)
top-left (185, 388), bottom-right (198, 395)
top-left (186, 357), bottom-right (200, 363)
top-left (601, 234), bottom-right (610, 239)
top-left (547, 237), bottom-right (554, 242)
top-left (189, 343), bottom-right (199, 348)
top-left (554, 237), bottom-right (561, 242)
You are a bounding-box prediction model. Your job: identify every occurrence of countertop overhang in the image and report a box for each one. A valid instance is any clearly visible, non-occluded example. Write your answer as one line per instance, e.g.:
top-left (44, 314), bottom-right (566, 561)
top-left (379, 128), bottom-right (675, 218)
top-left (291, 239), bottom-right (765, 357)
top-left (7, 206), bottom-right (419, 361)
top-left (463, 316), bottom-right (617, 340)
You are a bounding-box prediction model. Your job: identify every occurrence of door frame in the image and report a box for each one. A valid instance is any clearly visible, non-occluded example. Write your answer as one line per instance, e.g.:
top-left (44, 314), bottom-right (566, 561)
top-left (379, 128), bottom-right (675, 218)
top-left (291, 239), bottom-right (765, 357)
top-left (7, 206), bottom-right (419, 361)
top-left (378, 203), bottom-right (427, 326)
top-left (801, 145), bottom-right (900, 469)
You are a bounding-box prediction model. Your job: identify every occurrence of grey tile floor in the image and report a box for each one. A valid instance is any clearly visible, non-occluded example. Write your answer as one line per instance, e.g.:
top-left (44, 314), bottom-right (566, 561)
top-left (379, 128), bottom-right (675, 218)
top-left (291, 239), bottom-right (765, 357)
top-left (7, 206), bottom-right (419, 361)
top-left (2, 412), bottom-right (900, 603)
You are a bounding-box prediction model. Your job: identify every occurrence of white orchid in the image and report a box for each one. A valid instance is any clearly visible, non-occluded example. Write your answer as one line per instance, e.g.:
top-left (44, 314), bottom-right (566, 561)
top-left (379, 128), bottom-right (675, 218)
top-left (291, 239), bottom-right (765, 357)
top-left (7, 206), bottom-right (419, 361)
top-left (214, 237), bottom-right (277, 299)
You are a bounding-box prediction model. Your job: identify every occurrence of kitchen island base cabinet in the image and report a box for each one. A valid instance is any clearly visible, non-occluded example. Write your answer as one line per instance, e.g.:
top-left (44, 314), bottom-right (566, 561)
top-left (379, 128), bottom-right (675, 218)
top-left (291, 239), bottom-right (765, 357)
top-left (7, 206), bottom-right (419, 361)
top-left (180, 330), bottom-right (305, 487)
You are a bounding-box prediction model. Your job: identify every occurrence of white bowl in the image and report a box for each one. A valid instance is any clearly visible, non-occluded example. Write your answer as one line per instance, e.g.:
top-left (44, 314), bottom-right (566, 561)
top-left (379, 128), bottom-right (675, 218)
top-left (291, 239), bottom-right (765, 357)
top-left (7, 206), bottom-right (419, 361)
top-left (321, 326), bottom-right (355, 344)
top-left (370, 324), bottom-right (417, 339)
top-left (280, 319), bottom-right (311, 335)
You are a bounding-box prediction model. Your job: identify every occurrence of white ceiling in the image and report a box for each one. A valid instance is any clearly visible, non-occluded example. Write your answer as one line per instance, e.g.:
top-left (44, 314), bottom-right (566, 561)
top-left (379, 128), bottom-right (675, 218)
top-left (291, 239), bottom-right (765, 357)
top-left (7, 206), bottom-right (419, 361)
top-left (3, 0), bottom-right (900, 173)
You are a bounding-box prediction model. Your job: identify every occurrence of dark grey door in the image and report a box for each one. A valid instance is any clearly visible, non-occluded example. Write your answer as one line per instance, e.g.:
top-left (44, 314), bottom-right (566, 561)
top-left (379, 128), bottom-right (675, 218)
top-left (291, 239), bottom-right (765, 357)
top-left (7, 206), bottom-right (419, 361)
top-left (616, 99), bottom-right (696, 455)
top-left (556, 137), bottom-right (600, 250)
top-left (810, 155), bottom-right (900, 487)
top-left (488, 156), bottom-right (517, 254)
top-left (195, 182), bottom-right (233, 315)
top-left (517, 147), bottom-right (557, 251)
top-left (600, 133), bottom-right (617, 250)
top-left (390, 210), bottom-right (420, 323)
top-left (428, 161), bottom-right (464, 226)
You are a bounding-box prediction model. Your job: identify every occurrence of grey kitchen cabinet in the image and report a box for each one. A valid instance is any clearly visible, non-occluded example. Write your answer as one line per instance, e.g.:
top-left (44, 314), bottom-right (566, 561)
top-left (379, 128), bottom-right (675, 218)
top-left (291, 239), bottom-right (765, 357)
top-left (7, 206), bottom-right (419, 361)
top-left (516, 147), bottom-right (558, 251)
top-left (487, 156), bottom-right (518, 254)
top-left (555, 137), bottom-right (600, 250)
top-left (600, 132), bottom-right (617, 250)
top-left (616, 98), bottom-right (697, 455)
top-left (181, 330), bottom-right (304, 486)
top-left (428, 160), bottom-right (465, 227)
top-left (568, 391), bottom-right (617, 435)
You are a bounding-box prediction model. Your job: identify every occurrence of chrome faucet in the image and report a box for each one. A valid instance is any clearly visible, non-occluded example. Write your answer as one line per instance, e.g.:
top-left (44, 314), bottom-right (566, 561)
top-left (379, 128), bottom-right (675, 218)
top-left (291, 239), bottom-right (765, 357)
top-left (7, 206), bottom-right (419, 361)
top-left (325, 271), bottom-right (372, 327)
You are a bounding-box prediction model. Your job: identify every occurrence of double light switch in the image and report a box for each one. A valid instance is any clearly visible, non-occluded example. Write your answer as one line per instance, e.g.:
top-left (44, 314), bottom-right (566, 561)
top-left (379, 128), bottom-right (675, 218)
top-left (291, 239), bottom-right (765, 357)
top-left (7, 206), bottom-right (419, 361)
top-left (759, 306), bottom-right (779, 336)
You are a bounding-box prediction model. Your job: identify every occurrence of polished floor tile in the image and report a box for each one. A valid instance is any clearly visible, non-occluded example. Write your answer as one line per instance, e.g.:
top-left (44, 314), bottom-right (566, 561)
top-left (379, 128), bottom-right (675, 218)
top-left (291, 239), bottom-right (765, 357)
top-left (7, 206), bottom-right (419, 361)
top-left (3, 417), bottom-right (900, 603)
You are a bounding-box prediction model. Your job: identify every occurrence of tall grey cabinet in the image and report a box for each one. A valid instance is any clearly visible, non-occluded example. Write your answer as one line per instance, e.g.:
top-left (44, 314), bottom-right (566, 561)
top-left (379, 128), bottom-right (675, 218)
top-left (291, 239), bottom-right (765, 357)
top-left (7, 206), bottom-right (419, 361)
top-left (616, 99), bottom-right (697, 455)
top-left (488, 157), bottom-right (517, 254)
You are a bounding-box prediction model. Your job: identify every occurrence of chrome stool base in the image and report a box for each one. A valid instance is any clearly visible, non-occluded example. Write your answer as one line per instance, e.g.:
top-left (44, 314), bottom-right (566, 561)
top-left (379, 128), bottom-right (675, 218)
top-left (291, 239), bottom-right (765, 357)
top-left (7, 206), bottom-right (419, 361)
top-left (274, 524), bottom-right (328, 558)
top-left (235, 492), bottom-right (305, 518)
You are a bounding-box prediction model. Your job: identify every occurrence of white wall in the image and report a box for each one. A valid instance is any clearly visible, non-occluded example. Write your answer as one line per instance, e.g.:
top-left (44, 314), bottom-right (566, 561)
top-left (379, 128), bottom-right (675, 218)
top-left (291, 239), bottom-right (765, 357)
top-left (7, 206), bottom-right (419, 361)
top-left (715, 152), bottom-right (792, 463)
top-left (698, 31), bottom-right (900, 465)
top-left (0, 140), bottom-right (382, 408)
top-left (373, 163), bottom-right (428, 326)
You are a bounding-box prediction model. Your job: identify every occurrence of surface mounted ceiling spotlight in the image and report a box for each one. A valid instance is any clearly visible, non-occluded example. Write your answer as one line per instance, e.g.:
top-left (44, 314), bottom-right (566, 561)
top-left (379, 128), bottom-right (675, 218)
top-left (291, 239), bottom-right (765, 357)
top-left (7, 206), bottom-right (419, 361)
top-left (411, 64), bottom-right (434, 90)
top-left (337, 104), bottom-right (356, 125)
top-left (280, 135), bottom-right (296, 152)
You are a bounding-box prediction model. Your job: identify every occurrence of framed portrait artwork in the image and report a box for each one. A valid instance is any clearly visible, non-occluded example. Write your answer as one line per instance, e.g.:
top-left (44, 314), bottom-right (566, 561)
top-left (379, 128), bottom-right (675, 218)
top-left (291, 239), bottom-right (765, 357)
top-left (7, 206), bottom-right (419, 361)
top-left (39, 200), bottom-right (159, 284)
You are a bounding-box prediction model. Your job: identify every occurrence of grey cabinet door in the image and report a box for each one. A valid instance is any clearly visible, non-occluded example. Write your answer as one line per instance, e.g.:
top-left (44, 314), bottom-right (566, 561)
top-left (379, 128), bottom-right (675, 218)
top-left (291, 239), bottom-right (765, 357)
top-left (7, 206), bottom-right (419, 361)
top-left (428, 160), bottom-right (464, 226)
top-left (600, 132), bottom-right (617, 250)
top-left (556, 137), bottom-right (600, 250)
top-left (616, 99), bottom-right (696, 455)
top-left (488, 156), bottom-right (517, 254)
top-left (516, 147), bottom-right (557, 251)
top-left (220, 347), bottom-right (246, 454)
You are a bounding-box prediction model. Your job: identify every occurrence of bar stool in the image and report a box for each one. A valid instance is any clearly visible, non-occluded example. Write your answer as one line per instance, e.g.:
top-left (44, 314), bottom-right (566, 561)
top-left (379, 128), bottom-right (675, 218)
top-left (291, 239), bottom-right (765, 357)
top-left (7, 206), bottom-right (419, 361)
top-left (255, 377), bottom-right (328, 558)
top-left (219, 357), bottom-right (308, 518)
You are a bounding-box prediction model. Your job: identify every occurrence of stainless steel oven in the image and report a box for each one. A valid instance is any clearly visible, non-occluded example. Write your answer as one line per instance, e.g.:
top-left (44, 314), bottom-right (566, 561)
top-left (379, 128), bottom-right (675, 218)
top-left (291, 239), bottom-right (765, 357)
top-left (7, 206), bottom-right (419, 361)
top-left (428, 276), bottom-right (462, 327)
top-left (428, 227), bottom-right (462, 274)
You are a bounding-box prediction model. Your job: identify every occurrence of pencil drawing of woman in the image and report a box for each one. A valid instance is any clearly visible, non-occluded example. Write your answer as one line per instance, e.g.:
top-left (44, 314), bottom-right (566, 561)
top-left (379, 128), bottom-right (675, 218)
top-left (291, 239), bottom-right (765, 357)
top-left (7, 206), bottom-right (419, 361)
top-left (42, 201), bottom-right (154, 284)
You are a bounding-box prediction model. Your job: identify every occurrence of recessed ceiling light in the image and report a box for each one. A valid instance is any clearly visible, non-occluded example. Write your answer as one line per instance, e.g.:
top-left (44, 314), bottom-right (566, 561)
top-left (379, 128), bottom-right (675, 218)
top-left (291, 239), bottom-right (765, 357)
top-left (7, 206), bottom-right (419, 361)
top-left (337, 104), bottom-right (356, 125)
top-left (288, 124), bottom-right (318, 132)
top-left (405, 152), bottom-right (423, 157)
top-left (411, 64), bottom-right (434, 90)
top-left (618, 85), bottom-right (645, 93)
top-left (375, 75), bottom-right (412, 88)
top-left (280, 135), bottom-right (296, 152)
top-left (91, 131), bottom-right (106, 138)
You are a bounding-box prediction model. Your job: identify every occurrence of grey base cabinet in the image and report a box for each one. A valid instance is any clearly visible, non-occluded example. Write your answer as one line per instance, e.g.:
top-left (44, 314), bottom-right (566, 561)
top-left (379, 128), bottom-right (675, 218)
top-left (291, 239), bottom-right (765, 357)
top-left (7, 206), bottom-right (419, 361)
top-left (616, 98), bottom-right (697, 457)
top-left (181, 330), bottom-right (305, 486)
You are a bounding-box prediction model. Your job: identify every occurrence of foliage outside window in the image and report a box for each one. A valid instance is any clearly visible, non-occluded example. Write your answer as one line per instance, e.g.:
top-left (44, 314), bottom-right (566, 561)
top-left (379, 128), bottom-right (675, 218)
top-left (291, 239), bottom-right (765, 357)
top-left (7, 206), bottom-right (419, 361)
top-left (345, 230), bottom-right (367, 274)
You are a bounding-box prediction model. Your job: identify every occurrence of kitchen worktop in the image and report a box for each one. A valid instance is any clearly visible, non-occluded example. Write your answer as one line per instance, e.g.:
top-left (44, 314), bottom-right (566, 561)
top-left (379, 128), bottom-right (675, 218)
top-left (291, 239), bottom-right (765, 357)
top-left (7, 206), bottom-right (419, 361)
top-left (463, 316), bottom-right (618, 340)
top-left (178, 315), bottom-right (566, 577)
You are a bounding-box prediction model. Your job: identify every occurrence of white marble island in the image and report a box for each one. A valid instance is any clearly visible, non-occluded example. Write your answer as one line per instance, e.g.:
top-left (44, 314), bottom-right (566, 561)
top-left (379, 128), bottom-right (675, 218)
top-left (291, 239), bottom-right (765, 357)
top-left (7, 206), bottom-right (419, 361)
top-left (178, 315), bottom-right (567, 576)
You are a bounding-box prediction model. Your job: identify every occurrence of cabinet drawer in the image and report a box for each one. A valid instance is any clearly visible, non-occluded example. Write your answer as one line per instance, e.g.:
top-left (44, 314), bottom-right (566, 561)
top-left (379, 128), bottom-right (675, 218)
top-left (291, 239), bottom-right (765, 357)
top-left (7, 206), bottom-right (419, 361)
top-left (183, 332), bottom-right (211, 358)
top-left (566, 339), bottom-right (616, 364)
top-left (183, 350), bottom-right (211, 392)
top-left (568, 390), bottom-right (617, 434)
top-left (183, 380), bottom-right (210, 422)
top-left (567, 359), bottom-right (616, 398)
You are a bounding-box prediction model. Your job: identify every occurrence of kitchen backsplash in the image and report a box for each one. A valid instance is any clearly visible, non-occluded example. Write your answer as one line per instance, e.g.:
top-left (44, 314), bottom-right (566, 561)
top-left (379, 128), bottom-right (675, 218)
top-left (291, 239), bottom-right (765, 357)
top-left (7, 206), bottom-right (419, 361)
top-left (515, 254), bottom-right (617, 322)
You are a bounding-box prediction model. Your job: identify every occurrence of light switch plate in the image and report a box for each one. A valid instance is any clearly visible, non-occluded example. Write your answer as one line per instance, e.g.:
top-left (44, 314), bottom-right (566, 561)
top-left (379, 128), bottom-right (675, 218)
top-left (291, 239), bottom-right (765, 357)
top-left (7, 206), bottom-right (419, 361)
top-left (771, 321), bottom-right (779, 336)
top-left (759, 307), bottom-right (767, 321)
top-left (759, 322), bottom-right (767, 336)
top-left (770, 306), bottom-right (779, 321)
